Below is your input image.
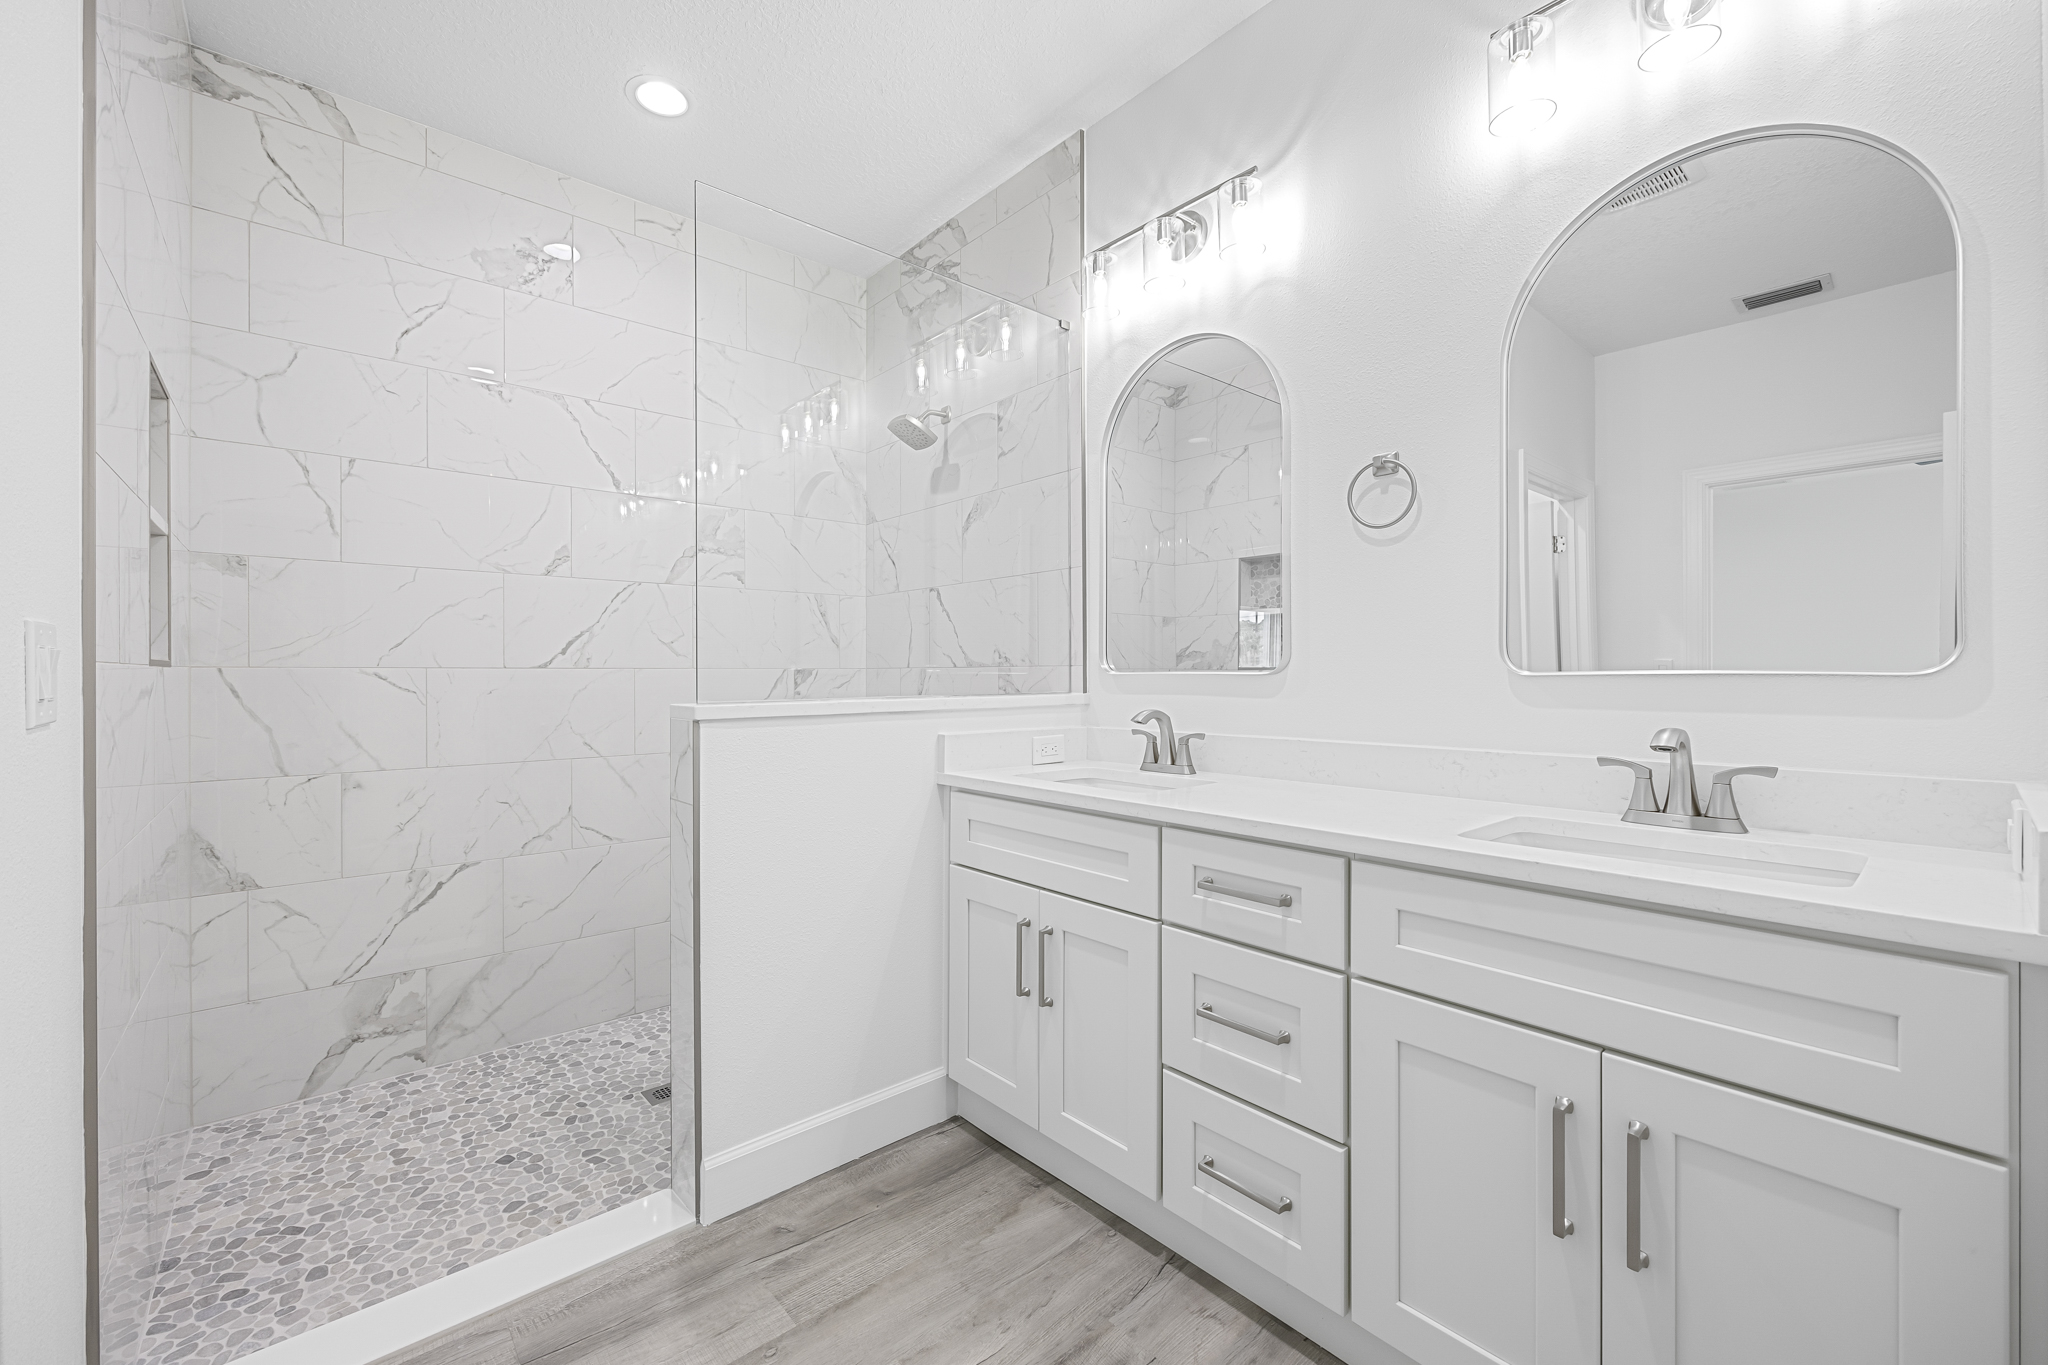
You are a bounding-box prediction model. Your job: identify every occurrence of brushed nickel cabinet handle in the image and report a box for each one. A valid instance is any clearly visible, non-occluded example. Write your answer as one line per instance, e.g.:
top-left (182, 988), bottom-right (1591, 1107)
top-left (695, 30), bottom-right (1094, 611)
top-left (1552, 1097), bottom-right (1575, 1239)
top-left (1199, 1156), bottom-right (1293, 1214)
top-left (1626, 1120), bottom-right (1650, 1270)
top-left (1038, 925), bottom-right (1054, 1007)
top-left (1198, 1003), bottom-right (1292, 1046)
top-left (1197, 876), bottom-right (1294, 908)
top-left (1014, 918), bottom-right (1032, 998)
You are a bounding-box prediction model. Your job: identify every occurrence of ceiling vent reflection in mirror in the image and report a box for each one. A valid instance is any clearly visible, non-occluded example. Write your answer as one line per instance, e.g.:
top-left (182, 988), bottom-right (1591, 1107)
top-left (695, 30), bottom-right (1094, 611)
top-left (1605, 163), bottom-right (1692, 213)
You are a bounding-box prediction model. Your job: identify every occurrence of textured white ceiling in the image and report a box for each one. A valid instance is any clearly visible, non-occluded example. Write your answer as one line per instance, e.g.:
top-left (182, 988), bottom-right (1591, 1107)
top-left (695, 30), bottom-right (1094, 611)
top-left (182, 0), bottom-right (1275, 254)
top-left (1530, 134), bottom-right (1957, 356)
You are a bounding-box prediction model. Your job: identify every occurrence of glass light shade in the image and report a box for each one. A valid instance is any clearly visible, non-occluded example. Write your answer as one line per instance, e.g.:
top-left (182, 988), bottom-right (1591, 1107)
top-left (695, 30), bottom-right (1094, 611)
top-left (1487, 16), bottom-right (1558, 137)
top-left (1636, 0), bottom-right (1723, 71)
top-left (1223, 176), bottom-right (1266, 255)
top-left (1088, 250), bottom-right (1119, 315)
top-left (1144, 216), bottom-right (1189, 292)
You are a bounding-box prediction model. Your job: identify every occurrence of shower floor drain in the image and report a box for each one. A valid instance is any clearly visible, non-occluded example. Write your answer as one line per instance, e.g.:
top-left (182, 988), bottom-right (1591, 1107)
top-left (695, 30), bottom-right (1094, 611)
top-left (642, 1084), bottom-right (672, 1104)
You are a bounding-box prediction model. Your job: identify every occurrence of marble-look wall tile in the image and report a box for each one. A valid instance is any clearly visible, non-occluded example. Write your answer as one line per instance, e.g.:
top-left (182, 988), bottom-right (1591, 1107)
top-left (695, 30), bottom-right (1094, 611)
top-left (99, 1011), bottom-right (193, 1147)
top-left (343, 145), bottom-right (574, 297)
top-left (633, 200), bottom-right (690, 250)
top-left (426, 372), bottom-right (634, 491)
top-left (425, 668), bottom-right (635, 765)
top-left (695, 342), bottom-right (838, 435)
top-left (694, 258), bottom-right (747, 348)
top-left (249, 226), bottom-right (504, 374)
top-left (188, 774), bottom-right (342, 891)
top-left (570, 754), bottom-right (666, 846)
top-left (634, 669), bottom-right (693, 753)
top-left (572, 225), bottom-right (693, 330)
top-left (180, 550), bottom-right (251, 666)
top-left (503, 578), bottom-right (693, 669)
top-left (98, 899), bottom-right (190, 1028)
top-left (188, 438), bottom-right (341, 559)
top-left (635, 927), bottom-right (670, 1013)
top-left (190, 207), bottom-right (249, 328)
top-left (190, 666), bottom-right (427, 779)
top-left (248, 558), bottom-right (502, 667)
top-left (191, 971), bottom-right (429, 1123)
top-left (189, 890), bottom-right (248, 1011)
top-left (422, 129), bottom-right (634, 231)
top-left (99, 782), bottom-right (189, 908)
top-left (192, 98), bottom-right (342, 240)
top-left (189, 324), bottom-right (428, 464)
top-left (746, 276), bottom-right (864, 375)
top-left (98, 664), bottom-right (189, 787)
top-left (341, 459), bottom-right (570, 575)
top-left (332, 93), bottom-right (426, 163)
top-left (503, 839), bottom-right (666, 949)
top-left (569, 491), bottom-right (692, 583)
top-left (504, 295), bottom-right (691, 416)
top-left (958, 474), bottom-right (1070, 584)
top-left (632, 411), bottom-right (695, 500)
top-left (248, 859), bottom-right (501, 997)
top-left (741, 512), bottom-right (865, 595)
top-left (340, 762), bottom-right (572, 876)
top-left (424, 932), bottom-right (636, 1065)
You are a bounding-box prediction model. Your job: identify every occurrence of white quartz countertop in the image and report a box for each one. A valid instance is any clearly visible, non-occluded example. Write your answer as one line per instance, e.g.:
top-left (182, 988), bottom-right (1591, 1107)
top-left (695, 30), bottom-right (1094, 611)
top-left (940, 763), bottom-right (2047, 965)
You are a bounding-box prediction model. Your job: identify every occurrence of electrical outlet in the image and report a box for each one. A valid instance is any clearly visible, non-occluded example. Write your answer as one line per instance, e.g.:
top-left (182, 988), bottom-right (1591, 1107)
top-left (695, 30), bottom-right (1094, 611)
top-left (1031, 734), bottom-right (1065, 765)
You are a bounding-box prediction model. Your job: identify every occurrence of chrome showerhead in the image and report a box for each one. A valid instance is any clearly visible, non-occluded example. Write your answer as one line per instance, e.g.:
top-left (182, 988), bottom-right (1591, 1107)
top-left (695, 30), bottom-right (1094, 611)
top-left (888, 407), bottom-right (951, 450)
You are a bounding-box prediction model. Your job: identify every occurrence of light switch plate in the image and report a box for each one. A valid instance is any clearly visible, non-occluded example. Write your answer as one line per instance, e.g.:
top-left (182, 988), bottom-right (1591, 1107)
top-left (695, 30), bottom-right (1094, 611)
top-left (1031, 734), bottom-right (1065, 765)
top-left (23, 619), bottom-right (56, 730)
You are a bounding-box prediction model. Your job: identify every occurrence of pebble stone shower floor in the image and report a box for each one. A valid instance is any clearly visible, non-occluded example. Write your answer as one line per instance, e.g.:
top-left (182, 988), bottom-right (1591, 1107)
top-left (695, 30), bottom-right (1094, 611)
top-left (100, 1010), bottom-right (672, 1365)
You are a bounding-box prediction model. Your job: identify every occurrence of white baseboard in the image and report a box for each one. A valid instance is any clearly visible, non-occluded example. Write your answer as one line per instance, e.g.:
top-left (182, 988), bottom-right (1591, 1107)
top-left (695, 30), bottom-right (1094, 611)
top-left (955, 1090), bottom-right (1414, 1365)
top-left (700, 1068), bottom-right (952, 1222)
top-left (235, 1189), bottom-right (694, 1365)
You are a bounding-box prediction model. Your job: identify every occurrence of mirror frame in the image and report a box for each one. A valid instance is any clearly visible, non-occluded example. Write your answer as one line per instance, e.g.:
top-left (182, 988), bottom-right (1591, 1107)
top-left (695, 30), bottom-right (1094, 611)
top-left (1100, 331), bottom-right (1292, 675)
top-left (1499, 124), bottom-right (1965, 677)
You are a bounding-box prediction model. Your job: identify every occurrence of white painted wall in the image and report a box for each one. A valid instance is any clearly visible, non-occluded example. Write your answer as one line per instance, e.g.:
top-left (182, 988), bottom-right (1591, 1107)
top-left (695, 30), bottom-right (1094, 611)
top-left (0, 1), bottom-right (89, 1360)
top-left (689, 698), bottom-right (1086, 1220)
top-left (1592, 271), bottom-right (1957, 669)
top-left (1507, 306), bottom-right (1594, 497)
top-left (1083, 0), bottom-right (2048, 780)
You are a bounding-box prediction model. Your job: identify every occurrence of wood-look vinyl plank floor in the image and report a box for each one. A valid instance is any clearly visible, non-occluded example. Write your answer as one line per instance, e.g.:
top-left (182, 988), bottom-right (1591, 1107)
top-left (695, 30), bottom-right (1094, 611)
top-left (376, 1120), bottom-right (1339, 1365)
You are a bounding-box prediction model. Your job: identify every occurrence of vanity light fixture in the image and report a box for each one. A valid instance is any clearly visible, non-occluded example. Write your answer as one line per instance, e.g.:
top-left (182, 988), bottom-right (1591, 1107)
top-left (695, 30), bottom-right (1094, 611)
top-left (541, 242), bottom-right (579, 261)
top-left (1636, 0), bottom-right (1723, 70)
top-left (627, 76), bottom-right (690, 117)
top-left (1488, 12), bottom-right (1560, 137)
top-left (1087, 166), bottom-right (1259, 311)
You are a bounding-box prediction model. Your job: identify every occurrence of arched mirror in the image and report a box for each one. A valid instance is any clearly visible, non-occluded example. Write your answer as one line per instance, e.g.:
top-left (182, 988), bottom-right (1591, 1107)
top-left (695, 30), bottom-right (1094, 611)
top-left (1104, 335), bottom-right (1287, 672)
top-left (1504, 129), bottom-right (1960, 674)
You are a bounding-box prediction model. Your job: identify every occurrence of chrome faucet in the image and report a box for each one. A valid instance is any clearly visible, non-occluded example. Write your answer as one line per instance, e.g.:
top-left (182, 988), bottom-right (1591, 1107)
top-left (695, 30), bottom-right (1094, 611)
top-left (1598, 727), bottom-right (1777, 834)
top-left (1132, 710), bottom-right (1204, 776)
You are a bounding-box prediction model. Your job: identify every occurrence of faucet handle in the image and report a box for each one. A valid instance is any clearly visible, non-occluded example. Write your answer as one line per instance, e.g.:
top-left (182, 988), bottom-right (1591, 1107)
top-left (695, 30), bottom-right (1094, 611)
top-left (1174, 734), bottom-right (1206, 770)
top-left (1598, 756), bottom-right (1661, 815)
top-left (1704, 766), bottom-right (1777, 825)
top-left (1130, 728), bottom-right (1161, 766)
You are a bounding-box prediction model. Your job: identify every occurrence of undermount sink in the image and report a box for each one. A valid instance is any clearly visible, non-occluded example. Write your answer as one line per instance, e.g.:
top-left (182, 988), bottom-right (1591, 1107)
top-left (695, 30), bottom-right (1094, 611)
top-left (1461, 816), bottom-right (1866, 887)
top-left (1049, 771), bottom-right (1215, 794)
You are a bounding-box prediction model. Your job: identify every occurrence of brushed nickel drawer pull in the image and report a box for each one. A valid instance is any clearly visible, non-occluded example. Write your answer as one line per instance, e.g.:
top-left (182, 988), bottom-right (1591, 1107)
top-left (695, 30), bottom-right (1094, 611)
top-left (1198, 876), bottom-right (1294, 908)
top-left (1552, 1096), bottom-right (1575, 1239)
top-left (1199, 1156), bottom-right (1294, 1214)
top-left (1014, 917), bottom-right (1032, 998)
top-left (1198, 1002), bottom-right (1292, 1046)
top-left (1626, 1120), bottom-right (1650, 1270)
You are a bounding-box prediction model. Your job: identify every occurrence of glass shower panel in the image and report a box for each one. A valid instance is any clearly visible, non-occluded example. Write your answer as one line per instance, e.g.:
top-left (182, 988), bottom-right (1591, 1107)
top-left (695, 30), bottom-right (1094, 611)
top-left (693, 185), bottom-right (1078, 701)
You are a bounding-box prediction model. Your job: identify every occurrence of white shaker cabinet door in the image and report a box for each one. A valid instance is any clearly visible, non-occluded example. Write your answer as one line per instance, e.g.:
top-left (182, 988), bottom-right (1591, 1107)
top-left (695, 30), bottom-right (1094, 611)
top-left (1039, 891), bottom-right (1161, 1197)
top-left (948, 867), bottom-right (1040, 1127)
top-left (1351, 981), bottom-right (1601, 1365)
top-left (1603, 1054), bottom-right (2008, 1365)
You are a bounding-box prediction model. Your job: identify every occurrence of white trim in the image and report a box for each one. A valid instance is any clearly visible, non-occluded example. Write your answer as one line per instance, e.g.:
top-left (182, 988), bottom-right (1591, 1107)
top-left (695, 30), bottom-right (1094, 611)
top-left (1680, 432), bottom-right (1946, 670)
top-left (699, 1069), bottom-right (953, 1222)
top-left (235, 1190), bottom-right (693, 1365)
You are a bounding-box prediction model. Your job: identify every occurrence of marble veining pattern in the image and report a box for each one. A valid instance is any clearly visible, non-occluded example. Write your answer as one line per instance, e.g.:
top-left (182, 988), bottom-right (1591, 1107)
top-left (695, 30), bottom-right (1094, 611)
top-left (100, 1010), bottom-right (670, 1365)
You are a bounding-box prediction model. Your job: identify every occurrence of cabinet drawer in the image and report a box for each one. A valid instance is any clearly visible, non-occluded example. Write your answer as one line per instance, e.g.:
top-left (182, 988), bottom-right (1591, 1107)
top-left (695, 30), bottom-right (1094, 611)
top-left (1163, 827), bottom-right (1347, 967)
top-left (1163, 928), bottom-right (1347, 1141)
top-left (1162, 1070), bottom-right (1348, 1314)
top-left (950, 792), bottom-right (1159, 916)
top-left (1352, 860), bottom-right (2011, 1157)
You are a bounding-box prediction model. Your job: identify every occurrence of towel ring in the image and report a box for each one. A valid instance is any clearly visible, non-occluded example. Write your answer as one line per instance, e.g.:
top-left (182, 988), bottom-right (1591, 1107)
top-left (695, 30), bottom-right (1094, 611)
top-left (1347, 454), bottom-right (1418, 530)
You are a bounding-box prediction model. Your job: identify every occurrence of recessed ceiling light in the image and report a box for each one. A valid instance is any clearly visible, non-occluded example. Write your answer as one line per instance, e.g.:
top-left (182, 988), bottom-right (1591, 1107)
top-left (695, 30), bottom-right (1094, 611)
top-left (541, 242), bottom-right (579, 261)
top-left (627, 76), bottom-right (690, 117)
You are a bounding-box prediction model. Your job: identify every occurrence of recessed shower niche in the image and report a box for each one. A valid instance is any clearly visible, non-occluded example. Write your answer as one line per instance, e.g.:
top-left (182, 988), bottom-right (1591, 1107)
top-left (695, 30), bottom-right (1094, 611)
top-left (1104, 334), bottom-right (1287, 673)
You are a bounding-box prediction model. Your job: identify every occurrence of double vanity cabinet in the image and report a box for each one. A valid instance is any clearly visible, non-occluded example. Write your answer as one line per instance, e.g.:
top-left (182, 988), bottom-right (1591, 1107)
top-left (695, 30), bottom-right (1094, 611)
top-left (943, 781), bottom-right (2018, 1365)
